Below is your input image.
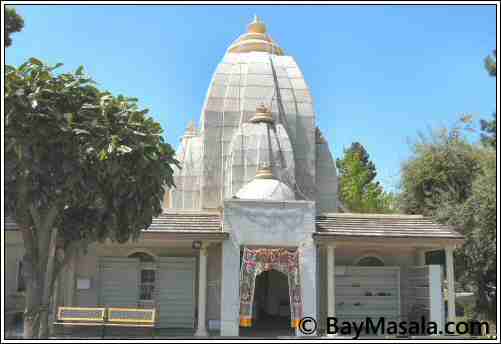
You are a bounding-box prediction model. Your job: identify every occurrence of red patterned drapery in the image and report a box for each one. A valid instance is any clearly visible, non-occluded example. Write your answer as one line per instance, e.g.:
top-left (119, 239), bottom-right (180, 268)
top-left (239, 247), bottom-right (303, 328)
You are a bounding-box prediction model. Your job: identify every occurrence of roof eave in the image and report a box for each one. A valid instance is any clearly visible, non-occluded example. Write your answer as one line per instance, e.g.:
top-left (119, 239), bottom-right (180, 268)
top-left (140, 229), bottom-right (229, 241)
top-left (313, 232), bottom-right (465, 246)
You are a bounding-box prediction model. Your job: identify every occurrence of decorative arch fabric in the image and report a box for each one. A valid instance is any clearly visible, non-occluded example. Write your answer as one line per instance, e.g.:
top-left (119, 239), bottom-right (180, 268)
top-left (239, 247), bottom-right (303, 328)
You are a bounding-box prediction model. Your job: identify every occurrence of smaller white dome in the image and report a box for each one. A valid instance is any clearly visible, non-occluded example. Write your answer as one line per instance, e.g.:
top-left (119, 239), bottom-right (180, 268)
top-left (235, 178), bottom-right (295, 201)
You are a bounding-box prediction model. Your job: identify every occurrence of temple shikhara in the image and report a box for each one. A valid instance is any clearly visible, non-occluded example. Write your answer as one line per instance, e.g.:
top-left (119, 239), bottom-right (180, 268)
top-left (6, 17), bottom-right (465, 337)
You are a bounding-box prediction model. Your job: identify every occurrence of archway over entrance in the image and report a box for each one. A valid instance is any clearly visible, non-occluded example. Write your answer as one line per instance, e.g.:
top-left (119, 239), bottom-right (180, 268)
top-left (239, 247), bottom-right (302, 337)
top-left (241, 269), bottom-right (294, 337)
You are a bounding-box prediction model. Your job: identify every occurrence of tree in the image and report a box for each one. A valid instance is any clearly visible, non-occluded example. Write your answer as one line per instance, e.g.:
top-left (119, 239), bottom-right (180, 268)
top-left (5, 58), bottom-right (178, 338)
top-left (459, 150), bottom-right (496, 322)
top-left (399, 126), bottom-right (496, 323)
top-left (336, 142), bottom-right (394, 213)
top-left (480, 50), bottom-right (497, 149)
top-left (399, 128), bottom-right (481, 216)
top-left (5, 7), bottom-right (24, 47)
top-left (480, 113), bottom-right (496, 149)
top-left (484, 49), bottom-right (496, 77)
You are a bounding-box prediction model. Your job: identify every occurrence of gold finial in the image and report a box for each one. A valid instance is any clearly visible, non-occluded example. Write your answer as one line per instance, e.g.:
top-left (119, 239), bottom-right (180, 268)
top-left (250, 104), bottom-right (274, 124)
top-left (248, 14), bottom-right (266, 34)
top-left (255, 165), bottom-right (274, 179)
top-left (227, 16), bottom-right (284, 55)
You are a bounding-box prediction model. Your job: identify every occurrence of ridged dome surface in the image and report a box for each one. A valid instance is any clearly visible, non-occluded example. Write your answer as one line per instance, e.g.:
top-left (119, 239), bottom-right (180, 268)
top-left (235, 178), bottom-right (295, 201)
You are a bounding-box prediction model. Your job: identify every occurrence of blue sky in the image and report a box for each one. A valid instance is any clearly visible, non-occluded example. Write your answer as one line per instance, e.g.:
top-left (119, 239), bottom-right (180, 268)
top-left (6, 4), bottom-right (496, 191)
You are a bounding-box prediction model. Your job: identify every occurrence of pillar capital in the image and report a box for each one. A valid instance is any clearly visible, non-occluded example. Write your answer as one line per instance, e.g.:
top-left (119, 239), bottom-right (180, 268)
top-left (322, 242), bottom-right (337, 249)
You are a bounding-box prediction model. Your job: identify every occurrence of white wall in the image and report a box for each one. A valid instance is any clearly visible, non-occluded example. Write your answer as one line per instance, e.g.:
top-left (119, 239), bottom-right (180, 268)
top-left (221, 199), bottom-right (317, 336)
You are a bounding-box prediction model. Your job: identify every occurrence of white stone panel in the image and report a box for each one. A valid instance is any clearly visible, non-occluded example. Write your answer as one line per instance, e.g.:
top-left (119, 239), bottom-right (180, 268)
top-left (246, 74), bottom-right (275, 87)
top-left (277, 77), bottom-right (293, 89)
top-left (212, 74), bottom-right (229, 85)
top-left (209, 86), bottom-right (227, 98)
top-left (244, 86), bottom-right (275, 99)
top-left (315, 135), bottom-right (338, 213)
top-left (290, 78), bottom-right (308, 90)
top-left (216, 63), bottom-right (234, 74)
top-left (286, 67), bottom-right (303, 78)
top-left (273, 66), bottom-right (289, 77)
top-left (278, 88), bottom-right (295, 102)
top-left (247, 62), bottom-right (272, 74)
top-left (293, 89), bottom-right (313, 103)
top-left (223, 200), bottom-right (315, 247)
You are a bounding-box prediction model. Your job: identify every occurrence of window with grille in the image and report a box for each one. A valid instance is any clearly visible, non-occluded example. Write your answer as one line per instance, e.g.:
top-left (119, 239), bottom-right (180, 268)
top-left (139, 268), bottom-right (156, 301)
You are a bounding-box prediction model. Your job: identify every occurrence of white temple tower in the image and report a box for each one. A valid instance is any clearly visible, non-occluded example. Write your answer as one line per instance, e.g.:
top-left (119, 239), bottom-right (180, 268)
top-left (169, 15), bottom-right (338, 213)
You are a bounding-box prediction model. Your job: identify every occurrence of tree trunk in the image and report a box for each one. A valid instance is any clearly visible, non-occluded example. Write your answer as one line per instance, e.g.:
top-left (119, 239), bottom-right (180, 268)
top-left (23, 206), bottom-right (58, 338)
top-left (20, 225), bottom-right (41, 339)
top-left (38, 227), bottom-right (58, 339)
top-left (23, 255), bottom-right (42, 339)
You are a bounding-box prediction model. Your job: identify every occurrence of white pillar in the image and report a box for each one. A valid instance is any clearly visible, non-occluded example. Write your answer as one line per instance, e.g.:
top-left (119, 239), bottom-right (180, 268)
top-left (326, 244), bottom-right (336, 337)
top-left (445, 246), bottom-right (456, 324)
top-left (220, 240), bottom-right (240, 336)
top-left (298, 241), bottom-right (317, 336)
top-left (195, 245), bottom-right (209, 336)
top-left (327, 245), bottom-right (336, 317)
top-left (429, 265), bottom-right (444, 333)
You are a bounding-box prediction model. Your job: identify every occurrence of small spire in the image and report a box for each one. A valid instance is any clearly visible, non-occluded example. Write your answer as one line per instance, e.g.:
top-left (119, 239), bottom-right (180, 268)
top-left (184, 120), bottom-right (197, 137)
top-left (255, 165), bottom-right (274, 179)
top-left (250, 103), bottom-right (274, 124)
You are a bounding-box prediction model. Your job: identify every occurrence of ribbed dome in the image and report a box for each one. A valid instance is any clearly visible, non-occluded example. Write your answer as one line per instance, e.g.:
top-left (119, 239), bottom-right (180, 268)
top-left (225, 105), bottom-right (295, 199)
top-left (235, 177), bottom-right (295, 201)
top-left (227, 15), bottom-right (284, 55)
top-left (170, 121), bottom-right (203, 209)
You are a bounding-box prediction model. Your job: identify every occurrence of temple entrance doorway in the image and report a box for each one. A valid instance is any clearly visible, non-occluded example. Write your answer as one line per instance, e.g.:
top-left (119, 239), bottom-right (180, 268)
top-left (239, 247), bottom-right (302, 337)
top-left (241, 269), bottom-right (293, 337)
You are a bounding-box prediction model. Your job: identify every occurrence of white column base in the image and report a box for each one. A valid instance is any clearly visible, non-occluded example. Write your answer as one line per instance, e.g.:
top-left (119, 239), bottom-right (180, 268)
top-left (194, 328), bottom-right (209, 337)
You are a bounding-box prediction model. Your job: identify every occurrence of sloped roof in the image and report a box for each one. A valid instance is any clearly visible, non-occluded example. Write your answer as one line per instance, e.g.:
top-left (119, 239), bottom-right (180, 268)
top-left (4, 211), bottom-right (465, 244)
top-left (4, 211), bottom-right (224, 233)
top-left (146, 211), bottom-right (223, 232)
top-left (143, 211), bottom-right (227, 240)
top-left (314, 213), bottom-right (464, 241)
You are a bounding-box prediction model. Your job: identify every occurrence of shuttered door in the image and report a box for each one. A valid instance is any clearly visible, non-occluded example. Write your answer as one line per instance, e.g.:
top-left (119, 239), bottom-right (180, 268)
top-left (335, 266), bottom-right (400, 331)
top-left (156, 257), bottom-right (196, 328)
top-left (99, 258), bottom-right (140, 307)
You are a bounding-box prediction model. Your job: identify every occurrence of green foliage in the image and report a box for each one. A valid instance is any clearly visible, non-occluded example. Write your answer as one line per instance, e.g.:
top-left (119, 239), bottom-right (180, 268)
top-left (458, 151), bottom-right (496, 321)
top-left (480, 51), bottom-right (496, 149)
top-left (5, 7), bottom-right (24, 47)
top-left (5, 58), bottom-right (178, 337)
top-left (336, 142), bottom-right (395, 213)
top-left (480, 113), bottom-right (496, 149)
top-left (399, 128), bottom-right (482, 216)
top-left (399, 127), bottom-right (496, 322)
top-left (5, 58), bottom-right (178, 246)
top-left (484, 50), bottom-right (496, 77)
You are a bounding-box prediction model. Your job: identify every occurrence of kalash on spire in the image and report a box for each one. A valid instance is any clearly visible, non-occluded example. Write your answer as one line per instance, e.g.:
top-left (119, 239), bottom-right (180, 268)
top-left (227, 15), bottom-right (284, 55)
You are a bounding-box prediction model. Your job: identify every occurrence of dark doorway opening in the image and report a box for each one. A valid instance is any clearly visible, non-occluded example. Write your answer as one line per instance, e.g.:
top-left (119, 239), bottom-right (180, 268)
top-left (241, 269), bottom-right (294, 337)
